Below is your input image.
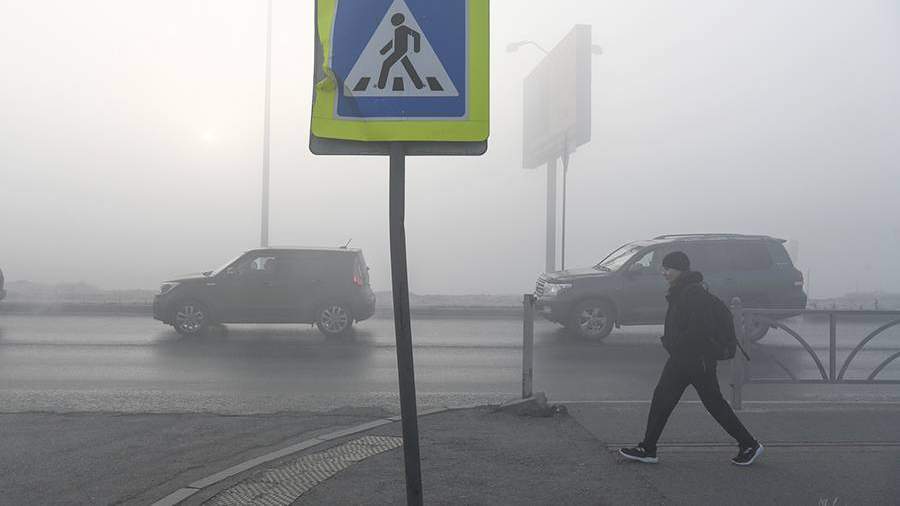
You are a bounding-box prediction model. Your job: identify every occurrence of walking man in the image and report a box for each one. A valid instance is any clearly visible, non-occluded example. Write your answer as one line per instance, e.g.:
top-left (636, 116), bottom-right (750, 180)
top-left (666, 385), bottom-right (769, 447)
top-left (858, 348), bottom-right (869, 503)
top-left (377, 13), bottom-right (424, 90)
top-left (619, 251), bottom-right (764, 466)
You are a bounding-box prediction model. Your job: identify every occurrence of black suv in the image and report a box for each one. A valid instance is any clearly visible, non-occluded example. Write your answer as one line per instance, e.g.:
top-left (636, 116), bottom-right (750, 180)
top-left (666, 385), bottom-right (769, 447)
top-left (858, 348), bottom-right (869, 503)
top-left (535, 234), bottom-right (806, 341)
top-left (153, 247), bottom-right (376, 337)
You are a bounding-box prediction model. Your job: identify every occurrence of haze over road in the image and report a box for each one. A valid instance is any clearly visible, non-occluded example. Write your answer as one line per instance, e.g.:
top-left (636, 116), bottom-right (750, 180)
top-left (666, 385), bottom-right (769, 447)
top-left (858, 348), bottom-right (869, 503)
top-left (2, 314), bottom-right (897, 414)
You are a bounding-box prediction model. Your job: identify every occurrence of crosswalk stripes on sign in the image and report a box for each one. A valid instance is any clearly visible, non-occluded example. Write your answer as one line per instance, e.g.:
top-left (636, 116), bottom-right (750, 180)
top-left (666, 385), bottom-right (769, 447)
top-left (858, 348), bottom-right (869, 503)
top-left (342, 0), bottom-right (459, 98)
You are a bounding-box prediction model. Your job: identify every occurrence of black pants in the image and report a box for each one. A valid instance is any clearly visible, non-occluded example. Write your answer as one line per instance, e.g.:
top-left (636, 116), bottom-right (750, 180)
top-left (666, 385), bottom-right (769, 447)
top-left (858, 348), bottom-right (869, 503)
top-left (642, 357), bottom-right (755, 450)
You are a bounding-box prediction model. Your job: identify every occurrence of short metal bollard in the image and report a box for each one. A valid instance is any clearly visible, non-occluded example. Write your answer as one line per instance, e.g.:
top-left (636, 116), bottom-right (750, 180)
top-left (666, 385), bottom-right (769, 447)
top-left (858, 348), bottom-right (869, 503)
top-left (730, 297), bottom-right (745, 410)
top-left (522, 294), bottom-right (535, 399)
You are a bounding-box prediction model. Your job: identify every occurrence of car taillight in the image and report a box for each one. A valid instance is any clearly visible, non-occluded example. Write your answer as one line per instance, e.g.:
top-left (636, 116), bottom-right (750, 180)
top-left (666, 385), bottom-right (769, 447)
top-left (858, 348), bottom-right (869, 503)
top-left (353, 274), bottom-right (363, 287)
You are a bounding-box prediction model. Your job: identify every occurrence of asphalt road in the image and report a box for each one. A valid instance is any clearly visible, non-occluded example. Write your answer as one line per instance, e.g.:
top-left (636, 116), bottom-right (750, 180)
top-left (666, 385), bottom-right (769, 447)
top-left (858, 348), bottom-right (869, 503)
top-left (1, 313), bottom-right (898, 414)
top-left (1, 313), bottom-right (898, 505)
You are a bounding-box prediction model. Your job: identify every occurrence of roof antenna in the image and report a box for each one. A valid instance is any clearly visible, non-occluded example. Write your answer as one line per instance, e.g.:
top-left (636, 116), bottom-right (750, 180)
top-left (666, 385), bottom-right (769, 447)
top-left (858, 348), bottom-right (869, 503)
top-left (341, 238), bottom-right (352, 249)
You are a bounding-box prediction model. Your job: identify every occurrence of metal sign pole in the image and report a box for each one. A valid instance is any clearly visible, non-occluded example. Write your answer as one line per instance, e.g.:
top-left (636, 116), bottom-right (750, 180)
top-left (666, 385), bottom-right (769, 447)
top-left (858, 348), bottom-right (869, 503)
top-left (311, 3), bottom-right (486, 500)
top-left (389, 142), bottom-right (423, 506)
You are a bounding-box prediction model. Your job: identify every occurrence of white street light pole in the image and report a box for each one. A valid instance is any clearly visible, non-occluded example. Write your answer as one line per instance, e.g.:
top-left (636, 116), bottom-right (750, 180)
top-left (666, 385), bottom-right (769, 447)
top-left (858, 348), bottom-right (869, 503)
top-left (506, 40), bottom-right (549, 55)
top-left (260, 0), bottom-right (273, 248)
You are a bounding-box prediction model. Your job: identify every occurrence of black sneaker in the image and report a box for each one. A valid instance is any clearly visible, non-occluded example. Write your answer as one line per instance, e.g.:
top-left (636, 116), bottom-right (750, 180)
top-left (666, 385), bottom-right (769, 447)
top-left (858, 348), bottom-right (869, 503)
top-left (731, 441), bottom-right (763, 466)
top-left (619, 444), bottom-right (658, 464)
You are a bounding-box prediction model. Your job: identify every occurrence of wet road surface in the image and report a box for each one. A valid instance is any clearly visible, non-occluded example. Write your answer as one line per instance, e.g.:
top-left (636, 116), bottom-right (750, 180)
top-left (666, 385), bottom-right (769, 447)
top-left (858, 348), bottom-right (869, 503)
top-left (0, 314), bottom-right (897, 414)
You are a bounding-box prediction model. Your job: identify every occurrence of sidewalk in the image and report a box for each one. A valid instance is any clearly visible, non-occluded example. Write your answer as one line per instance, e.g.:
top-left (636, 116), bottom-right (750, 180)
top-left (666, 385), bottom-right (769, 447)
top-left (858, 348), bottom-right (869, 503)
top-left (179, 401), bottom-right (900, 505)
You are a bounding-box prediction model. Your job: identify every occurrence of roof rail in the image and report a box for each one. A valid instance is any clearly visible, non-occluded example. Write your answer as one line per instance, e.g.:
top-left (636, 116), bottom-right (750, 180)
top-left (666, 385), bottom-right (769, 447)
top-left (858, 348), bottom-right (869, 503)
top-left (250, 246), bottom-right (359, 252)
top-left (653, 233), bottom-right (776, 241)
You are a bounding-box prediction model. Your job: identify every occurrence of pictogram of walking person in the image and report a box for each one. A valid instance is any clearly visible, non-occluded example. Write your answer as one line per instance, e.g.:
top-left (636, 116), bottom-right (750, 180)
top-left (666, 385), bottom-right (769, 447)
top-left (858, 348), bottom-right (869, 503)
top-left (377, 13), bottom-right (424, 90)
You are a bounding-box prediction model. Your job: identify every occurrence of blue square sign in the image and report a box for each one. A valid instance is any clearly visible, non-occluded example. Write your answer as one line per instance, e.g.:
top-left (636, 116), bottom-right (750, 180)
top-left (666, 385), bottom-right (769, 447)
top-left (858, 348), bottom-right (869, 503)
top-left (331, 0), bottom-right (468, 120)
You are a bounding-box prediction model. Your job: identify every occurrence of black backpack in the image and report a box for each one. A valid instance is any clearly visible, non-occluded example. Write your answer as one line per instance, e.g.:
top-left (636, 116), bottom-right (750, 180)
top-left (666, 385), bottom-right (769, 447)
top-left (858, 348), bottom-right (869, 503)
top-left (685, 284), bottom-right (750, 361)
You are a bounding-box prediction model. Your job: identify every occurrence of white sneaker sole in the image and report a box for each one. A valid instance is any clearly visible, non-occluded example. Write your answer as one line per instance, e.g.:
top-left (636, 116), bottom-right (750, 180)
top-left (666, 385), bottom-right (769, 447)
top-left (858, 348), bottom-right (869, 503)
top-left (731, 443), bottom-right (764, 466)
top-left (619, 449), bottom-right (658, 464)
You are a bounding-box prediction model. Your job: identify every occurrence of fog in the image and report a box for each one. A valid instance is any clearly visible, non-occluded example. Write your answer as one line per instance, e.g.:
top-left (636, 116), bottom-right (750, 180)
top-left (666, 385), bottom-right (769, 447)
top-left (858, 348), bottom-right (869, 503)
top-left (1, 0), bottom-right (898, 298)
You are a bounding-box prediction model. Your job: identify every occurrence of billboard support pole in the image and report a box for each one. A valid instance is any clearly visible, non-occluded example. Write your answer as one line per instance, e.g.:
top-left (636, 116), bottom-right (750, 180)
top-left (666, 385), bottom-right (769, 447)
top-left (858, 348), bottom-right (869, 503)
top-left (560, 140), bottom-right (570, 270)
top-left (545, 158), bottom-right (557, 273)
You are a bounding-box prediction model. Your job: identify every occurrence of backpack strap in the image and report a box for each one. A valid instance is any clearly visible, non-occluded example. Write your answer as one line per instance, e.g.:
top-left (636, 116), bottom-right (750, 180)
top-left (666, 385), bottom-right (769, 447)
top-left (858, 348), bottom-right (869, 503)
top-left (735, 335), bottom-right (751, 361)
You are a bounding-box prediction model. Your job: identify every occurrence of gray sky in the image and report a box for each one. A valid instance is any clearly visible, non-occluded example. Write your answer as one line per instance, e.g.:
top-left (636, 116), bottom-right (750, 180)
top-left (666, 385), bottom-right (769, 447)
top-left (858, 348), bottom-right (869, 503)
top-left (1, 0), bottom-right (898, 298)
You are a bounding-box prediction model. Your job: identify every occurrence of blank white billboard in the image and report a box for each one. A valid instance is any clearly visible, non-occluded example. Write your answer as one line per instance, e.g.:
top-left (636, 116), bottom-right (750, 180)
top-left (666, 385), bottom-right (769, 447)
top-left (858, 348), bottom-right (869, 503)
top-left (522, 25), bottom-right (592, 169)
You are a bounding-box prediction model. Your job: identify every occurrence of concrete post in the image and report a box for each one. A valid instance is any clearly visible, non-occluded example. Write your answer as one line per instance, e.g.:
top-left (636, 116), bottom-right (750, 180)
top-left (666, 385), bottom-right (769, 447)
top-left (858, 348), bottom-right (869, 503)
top-left (829, 313), bottom-right (837, 382)
top-left (523, 294), bottom-right (535, 399)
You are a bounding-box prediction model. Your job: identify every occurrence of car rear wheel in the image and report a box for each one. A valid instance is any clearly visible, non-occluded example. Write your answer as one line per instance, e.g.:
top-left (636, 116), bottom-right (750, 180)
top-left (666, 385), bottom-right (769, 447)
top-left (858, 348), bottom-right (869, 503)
top-left (173, 300), bottom-right (210, 336)
top-left (316, 302), bottom-right (353, 337)
top-left (567, 299), bottom-right (615, 340)
top-left (744, 315), bottom-right (771, 342)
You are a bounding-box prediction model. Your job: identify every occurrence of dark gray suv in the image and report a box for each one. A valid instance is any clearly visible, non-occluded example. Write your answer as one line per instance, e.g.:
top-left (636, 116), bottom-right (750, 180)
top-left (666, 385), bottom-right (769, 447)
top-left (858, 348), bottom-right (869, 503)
top-left (153, 247), bottom-right (376, 337)
top-left (535, 234), bottom-right (806, 341)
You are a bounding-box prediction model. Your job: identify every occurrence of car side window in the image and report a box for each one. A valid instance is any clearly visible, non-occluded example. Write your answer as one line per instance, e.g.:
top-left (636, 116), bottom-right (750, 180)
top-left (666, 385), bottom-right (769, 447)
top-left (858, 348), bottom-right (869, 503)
top-left (283, 253), bottom-right (319, 279)
top-left (651, 246), bottom-right (677, 269)
top-left (628, 248), bottom-right (657, 274)
top-left (237, 255), bottom-right (277, 276)
top-left (675, 243), bottom-right (705, 272)
top-left (731, 242), bottom-right (773, 271)
top-left (766, 241), bottom-right (793, 266)
top-left (698, 242), bottom-right (730, 273)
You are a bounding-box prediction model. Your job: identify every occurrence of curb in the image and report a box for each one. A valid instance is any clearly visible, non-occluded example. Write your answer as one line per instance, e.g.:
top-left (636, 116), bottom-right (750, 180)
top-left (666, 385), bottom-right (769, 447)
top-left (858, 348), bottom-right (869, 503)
top-left (151, 404), bottom-right (478, 506)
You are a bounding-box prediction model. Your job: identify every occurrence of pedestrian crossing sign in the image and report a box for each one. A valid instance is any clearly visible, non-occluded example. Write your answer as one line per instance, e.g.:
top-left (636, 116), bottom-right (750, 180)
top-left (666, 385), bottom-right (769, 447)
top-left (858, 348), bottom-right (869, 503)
top-left (311, 0), bottom-right (489, 143)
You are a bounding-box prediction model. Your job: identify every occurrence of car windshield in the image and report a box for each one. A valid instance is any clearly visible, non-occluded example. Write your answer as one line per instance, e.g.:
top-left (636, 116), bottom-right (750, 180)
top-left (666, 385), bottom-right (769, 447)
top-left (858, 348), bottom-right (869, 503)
top-left (212, 253), bottom-right (245, 276)
top-left (595, 242), bottom-right (649, 272)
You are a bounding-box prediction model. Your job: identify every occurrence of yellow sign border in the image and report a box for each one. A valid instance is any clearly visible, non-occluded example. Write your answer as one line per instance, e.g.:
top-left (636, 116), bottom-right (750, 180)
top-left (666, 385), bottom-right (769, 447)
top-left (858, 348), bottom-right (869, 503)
top-left (311, 0), bottom-right (489, 142)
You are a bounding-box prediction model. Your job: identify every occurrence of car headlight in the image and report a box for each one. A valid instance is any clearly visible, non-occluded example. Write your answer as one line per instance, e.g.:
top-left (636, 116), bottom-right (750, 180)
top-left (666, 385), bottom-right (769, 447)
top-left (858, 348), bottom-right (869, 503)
top-left (159, 282), bottom-right (179, 295)
top-left (543, 282), bottom-right (572, 298)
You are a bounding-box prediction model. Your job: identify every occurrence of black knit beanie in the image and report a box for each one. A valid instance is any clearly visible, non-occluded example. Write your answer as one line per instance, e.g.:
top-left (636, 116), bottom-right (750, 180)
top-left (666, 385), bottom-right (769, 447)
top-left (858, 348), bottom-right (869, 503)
top-left (662, 251), bottom-right (690, 271)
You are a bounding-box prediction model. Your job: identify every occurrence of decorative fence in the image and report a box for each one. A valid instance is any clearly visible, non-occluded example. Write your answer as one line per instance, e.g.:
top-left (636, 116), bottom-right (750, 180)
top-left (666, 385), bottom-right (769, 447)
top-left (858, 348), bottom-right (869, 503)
top-left (730, 298), bottom-right (900, 410)
top-left (519, 295), bottom-right (900, 408)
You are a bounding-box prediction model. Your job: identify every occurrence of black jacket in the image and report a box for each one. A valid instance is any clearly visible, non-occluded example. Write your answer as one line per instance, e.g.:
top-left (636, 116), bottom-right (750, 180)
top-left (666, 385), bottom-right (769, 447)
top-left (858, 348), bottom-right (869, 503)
top-left (661, 271), bottom-right (712, 362)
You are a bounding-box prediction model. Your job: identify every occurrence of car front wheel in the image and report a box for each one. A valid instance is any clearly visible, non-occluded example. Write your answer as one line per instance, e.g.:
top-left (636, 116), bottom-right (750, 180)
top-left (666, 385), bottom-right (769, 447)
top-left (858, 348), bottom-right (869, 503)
top-left (173, 301), bottom-right (210, 336)
top-left (316, 302), bottom-right (353, 337)
top-left (567, 299), bottom-right (615, 340)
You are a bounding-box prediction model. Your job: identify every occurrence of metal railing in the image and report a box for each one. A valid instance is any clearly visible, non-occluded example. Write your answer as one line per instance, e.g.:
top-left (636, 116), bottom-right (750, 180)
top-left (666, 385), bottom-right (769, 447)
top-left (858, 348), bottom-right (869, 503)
top-left (730, 298), bottom-right (900, 410)
top-left (521, 294), bottom-right (900, 407)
